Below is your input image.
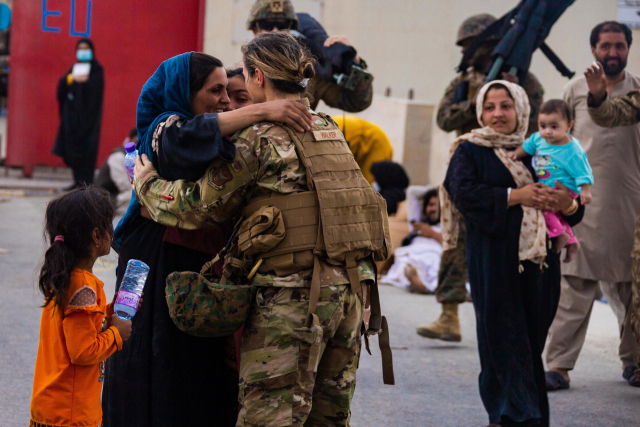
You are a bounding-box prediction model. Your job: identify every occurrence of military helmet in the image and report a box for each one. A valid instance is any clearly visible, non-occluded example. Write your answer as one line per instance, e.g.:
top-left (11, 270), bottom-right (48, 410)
top-left (247, 0), bottom-right (298, 31)
top-left (456, 13), bottom-right (497, 46)
top-left (165, 271), bottom-right (255, 338)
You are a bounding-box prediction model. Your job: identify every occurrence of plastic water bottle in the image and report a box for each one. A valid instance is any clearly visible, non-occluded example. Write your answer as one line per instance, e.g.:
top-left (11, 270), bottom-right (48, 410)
top-left (124, 142), bottom-right (138, 181)
top-left (114, 259), bottom-right (149, 320)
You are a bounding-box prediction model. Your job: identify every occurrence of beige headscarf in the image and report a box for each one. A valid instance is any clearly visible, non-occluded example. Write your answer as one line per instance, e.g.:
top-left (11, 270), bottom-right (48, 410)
top-left (439, 80), bottom-right (547, 265)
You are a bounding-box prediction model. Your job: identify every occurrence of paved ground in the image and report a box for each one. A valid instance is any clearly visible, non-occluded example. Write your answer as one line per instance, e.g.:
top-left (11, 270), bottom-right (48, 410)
top-left (1, 184), bottom-right (638, 426)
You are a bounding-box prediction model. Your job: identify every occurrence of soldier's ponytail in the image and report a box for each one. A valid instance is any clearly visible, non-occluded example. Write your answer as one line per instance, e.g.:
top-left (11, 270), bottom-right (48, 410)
top-left (242, 32), bottom-right (316, 95)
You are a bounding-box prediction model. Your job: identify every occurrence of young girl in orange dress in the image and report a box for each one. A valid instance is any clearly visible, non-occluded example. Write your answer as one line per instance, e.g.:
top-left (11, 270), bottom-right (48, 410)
top-left (30, 187), bottom-right (133, 427)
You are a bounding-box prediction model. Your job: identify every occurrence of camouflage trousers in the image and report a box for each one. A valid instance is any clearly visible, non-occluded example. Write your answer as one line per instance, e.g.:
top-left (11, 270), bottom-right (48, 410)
top-left (435, 220), bottom-right (468, 304)
top-left (237, 284), bottom-right (364, 427)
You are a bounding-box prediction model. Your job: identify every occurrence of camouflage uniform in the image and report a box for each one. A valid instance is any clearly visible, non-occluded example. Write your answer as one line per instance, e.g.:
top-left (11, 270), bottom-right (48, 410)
top-left (247, 0), bottom-right (373, 113)
top-left (135, 99), bottom-right (374, 426)
top-left (434, 14), bottom-right (544, 304)
top-left (587, 90), bottom-right (640, 376)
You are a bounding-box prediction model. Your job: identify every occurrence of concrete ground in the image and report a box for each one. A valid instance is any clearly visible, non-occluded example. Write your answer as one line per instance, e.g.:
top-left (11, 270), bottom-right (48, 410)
top-left (1, 173), bottom-right (638, 426)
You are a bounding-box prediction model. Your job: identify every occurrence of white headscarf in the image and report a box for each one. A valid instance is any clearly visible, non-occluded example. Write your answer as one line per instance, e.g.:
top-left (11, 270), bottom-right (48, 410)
top-left (439, 80), bottom-right (547, 265)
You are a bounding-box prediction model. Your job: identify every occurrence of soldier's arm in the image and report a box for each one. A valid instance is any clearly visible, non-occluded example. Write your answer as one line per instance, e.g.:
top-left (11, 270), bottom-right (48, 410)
top-left (436, 77), bottom-right (477, 133)
top-left (134, 153), bottom-right (255, 230)
top-left (523, 73), bottom-right (544, 135)
top-left (311, 76), bottom-right (373, 113)
top-left (588, 91), bottom-right (640, 128)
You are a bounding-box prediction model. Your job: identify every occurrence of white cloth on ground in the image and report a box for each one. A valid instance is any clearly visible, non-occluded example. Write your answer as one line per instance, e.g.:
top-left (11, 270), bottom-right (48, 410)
top-left (382, 224), bottom-right (442, 292)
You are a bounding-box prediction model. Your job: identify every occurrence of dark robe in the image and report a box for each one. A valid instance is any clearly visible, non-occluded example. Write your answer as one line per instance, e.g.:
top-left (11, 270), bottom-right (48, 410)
top-left (444, 141), bottom-right (584, 427)
top-left (52, 60), bottom-right (104, 185)
top-left (102, 116), bottom-right (238, 427)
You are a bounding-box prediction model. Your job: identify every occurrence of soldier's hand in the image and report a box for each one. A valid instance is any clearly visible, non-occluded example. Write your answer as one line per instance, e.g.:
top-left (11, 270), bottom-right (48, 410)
top-left (133, 154), bottom-right (156, 189)
top-left (324, 35), bottom-right (361, 64)
top-left (585, 62), bottom-right (606, 106)
top-left (262, 99), bottom-right (313, 132)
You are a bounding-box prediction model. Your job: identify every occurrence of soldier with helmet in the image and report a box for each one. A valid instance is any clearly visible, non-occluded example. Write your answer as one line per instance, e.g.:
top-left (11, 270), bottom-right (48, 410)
top-left (133, 32), bottom-right (393, 426)
top-left (416, 13), bottom-right (544, 343)
top-left (247, 0), bottom-right (374, 113)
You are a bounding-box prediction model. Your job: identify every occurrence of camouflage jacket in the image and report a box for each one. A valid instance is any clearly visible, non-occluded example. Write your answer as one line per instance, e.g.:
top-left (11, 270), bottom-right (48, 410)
top-left (588, 90), bottom-right (640, 128)
top-left (135, 98), bottom-right (375, 287)
top-left (309, 75), bottom-right (373, 112)
top-left (436, 69), bottom-right (544, 136)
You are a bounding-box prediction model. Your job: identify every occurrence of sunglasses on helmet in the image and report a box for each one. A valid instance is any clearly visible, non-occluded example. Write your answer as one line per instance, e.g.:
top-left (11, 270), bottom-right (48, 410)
top-left (257, 19), bottom-right (293, 32)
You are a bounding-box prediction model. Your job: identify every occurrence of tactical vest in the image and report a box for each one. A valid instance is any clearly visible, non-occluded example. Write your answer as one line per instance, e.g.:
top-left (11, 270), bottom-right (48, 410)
top-left (239, 111), bottom-right (394, 385)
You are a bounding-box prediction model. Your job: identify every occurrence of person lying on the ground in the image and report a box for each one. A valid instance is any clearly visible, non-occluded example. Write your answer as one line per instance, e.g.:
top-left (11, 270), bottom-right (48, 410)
top-left (381, 187), bottom-right (442, 294)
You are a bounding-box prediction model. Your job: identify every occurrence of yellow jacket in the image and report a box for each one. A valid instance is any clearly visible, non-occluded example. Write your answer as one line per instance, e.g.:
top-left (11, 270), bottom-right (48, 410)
top-left (332, 115), bottom-right (393, 184)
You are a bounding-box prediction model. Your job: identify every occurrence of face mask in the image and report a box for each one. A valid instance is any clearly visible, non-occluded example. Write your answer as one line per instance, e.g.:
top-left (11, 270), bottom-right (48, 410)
top-left (372, 182), bottom-right (381, 192)
top-left (76, 49), bottom-right (93, 62)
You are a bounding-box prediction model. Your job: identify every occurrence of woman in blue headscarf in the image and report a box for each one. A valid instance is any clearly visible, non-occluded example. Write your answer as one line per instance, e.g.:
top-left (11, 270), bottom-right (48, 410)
top-left (102, 52), bottom-right (313, 427)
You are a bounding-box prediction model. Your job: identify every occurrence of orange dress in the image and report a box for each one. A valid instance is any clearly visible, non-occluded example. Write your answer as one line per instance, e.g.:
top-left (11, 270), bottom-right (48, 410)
top-left (30, 269), bottom-right (123, 427)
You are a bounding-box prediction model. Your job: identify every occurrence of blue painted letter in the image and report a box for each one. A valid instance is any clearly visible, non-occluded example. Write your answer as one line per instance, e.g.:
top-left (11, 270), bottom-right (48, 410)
top-left (42, 0), bottom-right (61, 33)
top-left (70, 0), bottom-right (92, 37)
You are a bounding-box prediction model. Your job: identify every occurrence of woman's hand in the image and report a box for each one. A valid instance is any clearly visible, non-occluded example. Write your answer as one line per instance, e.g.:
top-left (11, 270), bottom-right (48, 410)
top-left (531, 181), bottom-right (573, 211)
top-left (260, 99), bottom-right (314, 132)
top-left (509, 183), bottom-right (544, 207)
top-left (133, 154), bottom-right (156, 189)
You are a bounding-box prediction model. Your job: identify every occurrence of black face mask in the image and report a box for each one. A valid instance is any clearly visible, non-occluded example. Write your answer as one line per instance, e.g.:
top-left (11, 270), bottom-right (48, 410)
top-left (257, 20), bottom-right (293, 32)
top-left (595, 52), bottom-right (627, 76)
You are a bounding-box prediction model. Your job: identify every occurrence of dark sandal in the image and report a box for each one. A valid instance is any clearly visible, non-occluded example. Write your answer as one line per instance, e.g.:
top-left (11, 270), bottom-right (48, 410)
top-left (623, 366), bottom-right (640, 387)
top-left (545, 371), bottom-right (570, 391)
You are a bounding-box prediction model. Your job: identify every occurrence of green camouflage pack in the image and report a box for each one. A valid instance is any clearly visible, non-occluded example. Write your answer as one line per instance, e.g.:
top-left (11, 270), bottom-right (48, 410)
top-left (246, 0), bottom-right (298, 30)
top-left (165, 271), bottom-right (255, 338)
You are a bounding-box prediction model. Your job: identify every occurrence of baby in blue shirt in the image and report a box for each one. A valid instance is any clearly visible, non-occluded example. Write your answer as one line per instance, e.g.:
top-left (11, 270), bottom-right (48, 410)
top-left (508, 99), bottom-right (594, 262)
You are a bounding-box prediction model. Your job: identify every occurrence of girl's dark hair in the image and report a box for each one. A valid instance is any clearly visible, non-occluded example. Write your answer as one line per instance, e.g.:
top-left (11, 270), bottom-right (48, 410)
top-left (39, 187), bottom-right (114, 309)
top-left (590, 21), bottom-right (632, 48)
top-left (540, 99), bottom-right (573, 122)
top-left (226, 67), bottom-right (244, 79)
top-left (486, 82), bottom-right (514, 99)
top-left (242, 32), bottom-right (316, 94)
top-left (189, 52), bottom-right (224, 94)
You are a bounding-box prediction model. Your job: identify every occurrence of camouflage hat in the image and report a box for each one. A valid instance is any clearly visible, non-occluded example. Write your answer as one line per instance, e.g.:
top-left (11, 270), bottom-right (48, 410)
top-left (246, 0), bottom-right (298, 31)
top-left (456, 14), bottom-right (497, 46)
top-left (165, 271), bottom-right (255, 338)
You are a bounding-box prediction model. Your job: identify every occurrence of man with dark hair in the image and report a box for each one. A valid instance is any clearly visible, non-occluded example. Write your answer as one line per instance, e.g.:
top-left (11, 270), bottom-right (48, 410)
top-left (545, 20), bottom-right (640, 391)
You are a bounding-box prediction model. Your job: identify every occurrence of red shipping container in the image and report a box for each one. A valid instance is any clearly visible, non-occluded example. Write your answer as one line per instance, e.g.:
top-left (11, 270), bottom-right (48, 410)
top-left (7, 0), bottom-right (204, 176)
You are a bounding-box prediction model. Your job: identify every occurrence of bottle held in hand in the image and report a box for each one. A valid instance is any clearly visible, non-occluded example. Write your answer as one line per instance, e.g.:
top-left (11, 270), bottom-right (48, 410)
top-left (114, 259), bottom-right (149, 320)
top-left (124, 142), bottom-right (138, 181)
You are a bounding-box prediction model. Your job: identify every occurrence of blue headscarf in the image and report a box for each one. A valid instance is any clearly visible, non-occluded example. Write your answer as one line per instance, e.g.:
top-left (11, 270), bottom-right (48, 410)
top-left (113, 52), bottom-right (194, 248)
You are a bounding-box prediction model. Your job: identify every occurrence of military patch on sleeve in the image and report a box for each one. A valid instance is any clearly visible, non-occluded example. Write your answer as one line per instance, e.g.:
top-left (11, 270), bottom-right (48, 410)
top-left (231, 160), bottom-right (244, 173)
top-left (208, 164), bottom-right (233, 190)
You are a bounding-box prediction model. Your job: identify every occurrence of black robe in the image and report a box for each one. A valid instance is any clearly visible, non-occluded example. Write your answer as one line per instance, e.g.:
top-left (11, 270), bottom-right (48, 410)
top-left (53, 60), bottom-right (104, 185)
top-left (444, 141), bottom-right (584, 427)
top-left (102, 116), bottom-right (238, 427)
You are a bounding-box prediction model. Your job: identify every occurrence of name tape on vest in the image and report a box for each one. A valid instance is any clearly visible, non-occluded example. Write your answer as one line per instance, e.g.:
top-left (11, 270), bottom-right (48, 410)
top-left (313, 130), bottom-right (343, 141)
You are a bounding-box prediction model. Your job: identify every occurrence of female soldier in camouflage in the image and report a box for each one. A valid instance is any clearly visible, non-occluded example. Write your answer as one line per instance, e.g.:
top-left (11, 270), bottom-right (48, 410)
top-left (134, 33), bottom-right (388, 427)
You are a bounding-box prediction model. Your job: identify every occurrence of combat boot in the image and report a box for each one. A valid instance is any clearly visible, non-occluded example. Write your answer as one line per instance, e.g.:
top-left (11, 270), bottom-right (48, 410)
top-left (416, 302), bottom-right (461, 342)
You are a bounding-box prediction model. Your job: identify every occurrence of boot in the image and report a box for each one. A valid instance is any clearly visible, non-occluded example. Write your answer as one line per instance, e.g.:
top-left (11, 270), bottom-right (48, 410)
top-left (416, 302), bottom-right (461, 342)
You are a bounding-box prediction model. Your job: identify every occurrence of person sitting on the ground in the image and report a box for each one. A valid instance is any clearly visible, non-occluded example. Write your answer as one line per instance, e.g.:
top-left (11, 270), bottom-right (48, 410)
top-left (94, 128), bottom-right (137, 215)
top-left (382, 187), bottom-right (442, 294)
top-left (332, 115), bottom-right (393, 184)
top-left (370, 161), bottom-right (409, 215)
